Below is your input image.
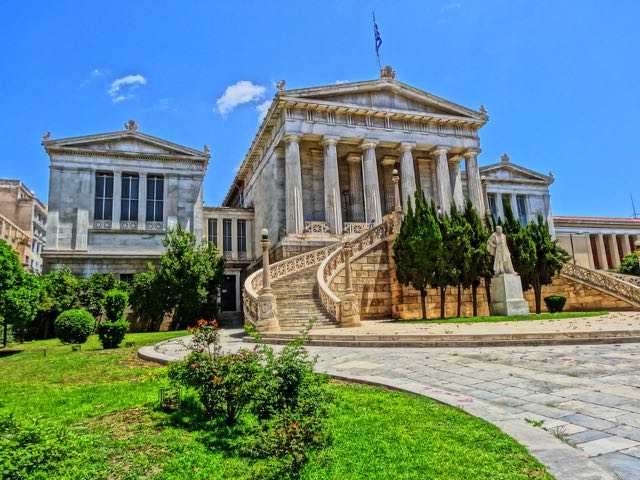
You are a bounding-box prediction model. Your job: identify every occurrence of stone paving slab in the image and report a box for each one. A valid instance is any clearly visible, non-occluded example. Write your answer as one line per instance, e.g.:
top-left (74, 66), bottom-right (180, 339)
top-left (138, 329), bottom-right (640, 479)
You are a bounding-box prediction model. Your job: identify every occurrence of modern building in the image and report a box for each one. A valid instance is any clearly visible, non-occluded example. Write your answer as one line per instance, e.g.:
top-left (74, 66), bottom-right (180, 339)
top-left (0, 179), bottom-right (48, 272)
top-left (0, 212), bottom-right (31, 267)
top-left (42, 120), bottom-right (209, 279)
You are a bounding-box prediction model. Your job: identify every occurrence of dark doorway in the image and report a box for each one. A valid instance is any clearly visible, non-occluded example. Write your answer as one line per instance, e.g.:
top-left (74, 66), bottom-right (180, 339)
top-left (221, 275), bottom-right (237, 312)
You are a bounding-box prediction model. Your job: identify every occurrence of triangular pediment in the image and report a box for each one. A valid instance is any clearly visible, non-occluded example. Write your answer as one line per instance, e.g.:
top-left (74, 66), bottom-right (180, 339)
top-left (44, 131), bottom-right (207, 158)
top-left (281, 79), bottom-right (484, 121)
top-left (480, 161), bottom-right (553, 184)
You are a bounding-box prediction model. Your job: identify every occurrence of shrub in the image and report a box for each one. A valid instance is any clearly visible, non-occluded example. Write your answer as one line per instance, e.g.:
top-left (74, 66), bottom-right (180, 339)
top-left (96, 320), bottom-right (129, 349)
top-left (619, 252), bottom-right (640, 277)
top-left (54, 309), bottom-right (94, 344)
top-left (544, 295), bottom-right (567, 313)
top-left (103, 289), bottom-right (128, 322)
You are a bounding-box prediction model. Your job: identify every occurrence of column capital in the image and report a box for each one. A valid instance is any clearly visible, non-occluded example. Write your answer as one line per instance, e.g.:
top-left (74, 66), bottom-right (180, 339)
top-left (463, 149), bottom-right (480, 158)
top-left (346, 153), bottom-right (362, 164)
top-left (284, 133), bottom-right (302, 143)
top-left (320, 135), bottom-right (340, 147)
top-left (398, 141), bottom-right (416, 152)
top-left (360, 139), bottom-right (379, 150)
top-left (433, 146), bottom-right (449, 155)
top-left (381, 155), bottom-right (397, 166)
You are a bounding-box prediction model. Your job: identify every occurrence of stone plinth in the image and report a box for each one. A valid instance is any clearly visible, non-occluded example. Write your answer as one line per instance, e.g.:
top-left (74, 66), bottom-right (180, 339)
top-left (490, 274), bottom-right (529, 316)
top-left (257, 291), bottom-right (280, 332)
top-left (340, 291), bottom-right (361, 328)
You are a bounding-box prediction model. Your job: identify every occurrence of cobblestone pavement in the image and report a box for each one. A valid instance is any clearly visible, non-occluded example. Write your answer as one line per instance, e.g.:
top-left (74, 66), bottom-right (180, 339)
top-left (149, 330), bottom-right (640, 480)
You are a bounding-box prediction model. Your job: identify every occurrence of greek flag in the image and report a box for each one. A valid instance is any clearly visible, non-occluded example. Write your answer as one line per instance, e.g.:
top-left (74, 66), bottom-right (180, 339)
top-left (373, 13), bottom-right (382, 57)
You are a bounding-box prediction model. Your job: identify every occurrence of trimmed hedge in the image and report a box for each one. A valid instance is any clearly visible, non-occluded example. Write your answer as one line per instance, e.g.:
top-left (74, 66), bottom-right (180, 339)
top-left (54, 309), bottom-right (94, 344)
top-left (97, 320), bottom-right (129, 349)
top-left (103, 289), bottom-right (128, 322)
top-left (544, 295), bottom-right (567, 313)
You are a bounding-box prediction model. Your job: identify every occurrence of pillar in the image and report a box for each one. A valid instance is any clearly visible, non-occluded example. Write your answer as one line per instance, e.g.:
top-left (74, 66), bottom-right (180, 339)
top-left (596, 234), bottom-right (608, 270)
top-left (138, 173), bottom-right (147, 228)
top-left (257, 229), bottom-right (279, 331)
top-left (434, 147), bottom-right (453, 213)
top-left (621, 234), bottom-right (632, 257)
top-left (321, 136), bottom-right (343, 235)
top-left (284, 133), bottom-right (304, 235)
top-left (449, 157), bottom-right (464, 210)
top-left (216, 217), bottom-right (224, 253)
top-left (510, 194), bottom-right (519, 222)
top-left (381, 156), bottom-right (396, 214)
top-left (586, 235), bottom-right (596, 269)
top-left (608, 234), bottom-right (621, 268)
top-left (347, 154), bottom-right (365, 223)
top-left (463, 150), bottom-right (484, 213)
top-left (231, 218), bottom-right (238, 260)
top-left (361, 139), bottom-right (383, 224)
top-left (399, 142), bottom-right (417, 209)
top-left (112, 171), bottom-right (122, 228)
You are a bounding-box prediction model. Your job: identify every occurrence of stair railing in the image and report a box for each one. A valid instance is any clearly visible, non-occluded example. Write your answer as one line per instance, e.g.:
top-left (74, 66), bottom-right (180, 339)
top-left (560, 263), bottom-right (640, 307)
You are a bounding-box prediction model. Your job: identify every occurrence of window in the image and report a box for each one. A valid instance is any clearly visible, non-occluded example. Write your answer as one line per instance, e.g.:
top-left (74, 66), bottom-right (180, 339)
top-left (237, 219), bottom-right (246, 252)
top-left (223, 219), bottom-right (232, 252)
top-left (487, 193), bottom-right (498, 221)
top-left (119, 273), bottom-right (134, 285)
top-left (516, 195), bottom-right (528, 226)
top-left (146, 175), bottom-right (164, 222)
top-left (121, 174), bottom-right (139, 221)
top-left (208, 219), bottom-right (218, 245)
top-left (94, 172), bottom-right (114, 220)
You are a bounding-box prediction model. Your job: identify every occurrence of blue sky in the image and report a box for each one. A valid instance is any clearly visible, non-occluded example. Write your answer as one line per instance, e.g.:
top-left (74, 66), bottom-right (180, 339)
top-left (1, 1), bottom-right (639, 217)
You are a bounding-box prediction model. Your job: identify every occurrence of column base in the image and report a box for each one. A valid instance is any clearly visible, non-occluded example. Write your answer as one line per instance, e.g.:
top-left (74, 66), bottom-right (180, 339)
top-left (489, 274), bottom-right (530, 316)
top-left (340, 292), bottom-right (361, 328)
top-left (257, 292), bottom-right (280, 332)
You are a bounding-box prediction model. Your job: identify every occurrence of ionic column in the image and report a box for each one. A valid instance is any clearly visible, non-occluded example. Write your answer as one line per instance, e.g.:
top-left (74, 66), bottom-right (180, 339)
top-left (510, 194), bottom-right (519, 220)
top-left (463, 150), bottom-right (483, 213)
top-left (284, 133), bottom-right (304, 234)
top-left (381, 156), bottom-right (396, 214)
top-left (321, 136), bottom-right (343, 235)
top-left (347, 154), bottom-right (365, 223)
top-left (113, 171), bottom-right (122, 228)
top-left (608, 234), bottom-right (621, 268)
top-left (621, 234), bottom-right (632, 257)
top-left (449, 157), bottom-right (464, 210)
top-left (399, 142), bottom-right (417, 209)
top-left (596, 234), bottom-right (608, 269)
top-left (138, 173), bottom-right (147, 227)
top-left (361, 140), bottom-right (383, 223)
top-left (434, 147), bottom-right (453, 214)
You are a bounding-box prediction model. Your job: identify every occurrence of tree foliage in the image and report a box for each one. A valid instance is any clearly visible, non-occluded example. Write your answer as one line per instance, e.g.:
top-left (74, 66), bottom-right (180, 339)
top-left (462, 201), bottom-right (493, 316)
top-left (619, 251), bottom-right (640, 276)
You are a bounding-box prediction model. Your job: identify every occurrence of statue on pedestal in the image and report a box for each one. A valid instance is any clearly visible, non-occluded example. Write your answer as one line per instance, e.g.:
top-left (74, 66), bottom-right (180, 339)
top-left (486, 226), bottom-right (530, 316)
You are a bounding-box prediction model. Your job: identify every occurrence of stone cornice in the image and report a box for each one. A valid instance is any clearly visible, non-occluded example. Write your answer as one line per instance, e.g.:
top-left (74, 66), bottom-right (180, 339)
top-left (46, 147), bottom-right (207, 168)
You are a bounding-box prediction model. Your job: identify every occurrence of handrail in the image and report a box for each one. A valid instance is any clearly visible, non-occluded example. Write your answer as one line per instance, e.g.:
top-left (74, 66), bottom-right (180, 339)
top-left (600, 270), bottom-right (640, 289)
top-left (317, 217), bottom-right (395, 322)
top-left (561, 263), bottom-right (640, 307)
top-left (243, 242), bottom-right (341, 324)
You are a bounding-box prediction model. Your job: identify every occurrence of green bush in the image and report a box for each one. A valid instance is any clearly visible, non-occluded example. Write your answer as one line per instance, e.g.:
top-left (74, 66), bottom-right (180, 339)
top-left (96, 320), bottom-right (129, 349)
top-left (103, 289), bottom-right (128, 322)
top-left (619, 252), bottom-right (640, 276)
top-left (53, 309), bottom-right (94, 344)
top-left (544, 295), bottom-right (567, 313)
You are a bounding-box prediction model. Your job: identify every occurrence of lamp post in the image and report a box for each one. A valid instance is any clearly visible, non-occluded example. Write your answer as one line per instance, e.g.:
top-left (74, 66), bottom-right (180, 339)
top-left (256, 229), bottom-right (280, 331)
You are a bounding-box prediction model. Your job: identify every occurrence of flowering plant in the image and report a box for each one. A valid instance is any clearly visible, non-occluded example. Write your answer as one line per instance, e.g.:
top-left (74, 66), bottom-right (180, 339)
top-left (186, 319), bottom-right (220, 356)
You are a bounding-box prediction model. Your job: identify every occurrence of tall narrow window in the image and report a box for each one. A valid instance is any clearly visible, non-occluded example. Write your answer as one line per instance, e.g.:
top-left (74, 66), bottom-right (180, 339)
top-left (516, 195), bottom-right (528, 226)
top-left (208, 219), bottom-right (218, 245)
top-left (223, 219), bottom-right (232, 253)
top-left (146, 175), bottom-right (164, 222)
top-left (121, 174), bottom-right (139, 221)
top-left (237, 219), bottom-right (246, 253)
top-left (94, 172), bottom-right (114, 220)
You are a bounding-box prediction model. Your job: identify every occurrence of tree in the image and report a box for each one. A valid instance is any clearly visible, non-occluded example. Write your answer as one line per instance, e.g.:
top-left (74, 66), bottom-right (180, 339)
top-left (77, 273), bottom-right (121, 317)
top-left (36, 269), bottom-right (80, 338)
top-left (432, 207), bottom-right (459, 319)
top-left (393, 192), bottom-right (442, 320)
top-left (448, 204), bottom-right (473, 317)
top-left (524, 214), bottom-right (570, 313)
top-left (619, 251), bottom-right (640, 276)
top-left (501, 203), bottom-right (537, 292)
top-left (462, 201), bottom-right (493, 316)
top-left (131, 225), bottom-right (225, 329)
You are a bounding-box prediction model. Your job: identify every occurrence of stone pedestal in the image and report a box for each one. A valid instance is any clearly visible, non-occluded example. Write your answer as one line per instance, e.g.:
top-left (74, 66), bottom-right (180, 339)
top-left (257, 291), bottom-right (280, 332)
top-left (340, 291), bottom-right (361, 328)
top-left (490, 274), bottom-right (529, 316)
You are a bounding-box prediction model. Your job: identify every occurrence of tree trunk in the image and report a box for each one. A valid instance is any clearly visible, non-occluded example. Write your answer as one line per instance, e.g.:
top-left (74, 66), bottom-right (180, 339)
top-left (456, 285), bottom-right (462, 318)
top-left (472, 283), bottom-right (478, 317)
top-left (484, 278), bottom-right (492, 315)
top-left (533, 278), bottom-right (542, 314)
top-left (420, 288), bottom-right (427, 320)
top-left (440, 287), bottom-right (446, 319)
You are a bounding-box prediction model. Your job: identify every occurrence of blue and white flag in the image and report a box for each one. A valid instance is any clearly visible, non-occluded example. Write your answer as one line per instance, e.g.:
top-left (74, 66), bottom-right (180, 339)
top-left (373, 13), bottom-right (382, 57)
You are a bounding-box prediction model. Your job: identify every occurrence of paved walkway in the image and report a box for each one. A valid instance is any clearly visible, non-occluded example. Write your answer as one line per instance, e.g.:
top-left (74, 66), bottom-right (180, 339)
top-left (141, 328), bottom-right (640, 480)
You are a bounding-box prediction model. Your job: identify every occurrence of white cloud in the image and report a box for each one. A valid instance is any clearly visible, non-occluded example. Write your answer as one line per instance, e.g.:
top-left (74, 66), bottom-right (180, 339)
top-left (256, 100), bottom-right (272, 122)
top-left (441, 2), bottom-right (462, 11)
top-left (216, 80), bottom-right (266, 115)
top-left (108, 74), bottom-right (147, 103)
top-left (334, 80), bottom-right (349, 84)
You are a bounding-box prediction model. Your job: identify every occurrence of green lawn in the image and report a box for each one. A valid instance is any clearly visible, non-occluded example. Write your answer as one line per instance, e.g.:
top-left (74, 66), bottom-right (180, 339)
top-left (0, 332), bottom-right (552, 479)
top-left (395, 311), bottom-right (607, 324)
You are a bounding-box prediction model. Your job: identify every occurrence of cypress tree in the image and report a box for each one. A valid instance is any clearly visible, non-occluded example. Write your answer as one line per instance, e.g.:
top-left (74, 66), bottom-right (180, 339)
top-left (432, 207), bottom-right (457, 319)
top-left (463, 200), bottom-right (492, 316)
top-left (449, 204), bottom-right (473, 317)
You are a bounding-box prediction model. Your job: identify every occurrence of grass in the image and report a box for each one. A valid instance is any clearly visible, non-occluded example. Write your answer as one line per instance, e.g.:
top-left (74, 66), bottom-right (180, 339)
top-left (395, 311), bottom-right (607, 324)
top-left (0, 333), bottom-right (553, 479)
